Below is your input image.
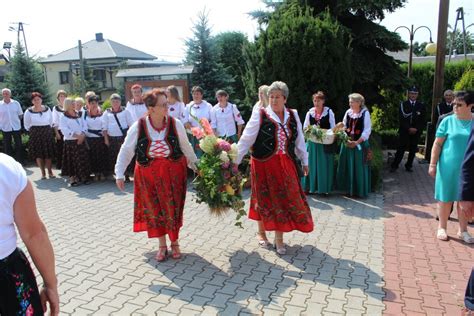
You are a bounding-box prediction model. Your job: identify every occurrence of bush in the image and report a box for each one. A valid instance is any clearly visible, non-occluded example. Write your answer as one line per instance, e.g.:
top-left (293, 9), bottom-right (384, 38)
top-left (369, 136), bottom-right (384, 192)
top-left (101, 99), bottom-right (111, 111)
top-left (377, 129), bottom-right (399, 149)
top-left (454, 67), bottom-right (474, 90)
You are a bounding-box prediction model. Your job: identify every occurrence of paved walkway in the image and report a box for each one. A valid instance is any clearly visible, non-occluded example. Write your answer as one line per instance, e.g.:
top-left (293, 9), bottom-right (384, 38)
top-left (382, 159), bottom-right (473, 315)
top-left (25, 166), bottom-right (386, 315)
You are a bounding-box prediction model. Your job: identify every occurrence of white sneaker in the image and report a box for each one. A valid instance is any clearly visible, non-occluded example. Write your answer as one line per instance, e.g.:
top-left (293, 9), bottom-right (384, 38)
top-left (437, 228), bottom-right (448, 241)
top-left (457, 231), bottom-right (474, 244)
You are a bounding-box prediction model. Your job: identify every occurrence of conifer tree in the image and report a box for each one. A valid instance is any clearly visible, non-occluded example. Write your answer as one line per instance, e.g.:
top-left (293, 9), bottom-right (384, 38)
top-left (5, 43), bottom-right (51, 109)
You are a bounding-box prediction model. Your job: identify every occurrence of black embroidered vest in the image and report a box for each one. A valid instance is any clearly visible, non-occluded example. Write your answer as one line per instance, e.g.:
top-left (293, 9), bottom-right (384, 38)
top-left (345, 110), bottom-right (366, 141)
top-left (135, 117), bottom-right (183, 166)
top-left (309, 109), bottom-right (331, 129)
top-left (251, 109), bottom-right (298, 161)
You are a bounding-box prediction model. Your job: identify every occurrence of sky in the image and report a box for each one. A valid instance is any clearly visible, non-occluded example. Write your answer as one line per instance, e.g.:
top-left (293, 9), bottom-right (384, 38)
top-left (0, 0), bottom-right (472, 62)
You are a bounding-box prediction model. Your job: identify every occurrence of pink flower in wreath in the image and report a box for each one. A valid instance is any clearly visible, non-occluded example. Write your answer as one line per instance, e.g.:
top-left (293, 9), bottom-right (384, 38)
top-left (26, 305), bottom-right (34, 316)
top-left (191, 127), bottom-right (205, 139)
top-left (217, 139), bottom-right (231, 152)
top-left (222, 161), bottom-right (230, 169)
top-left (200, 118), bottom-right (214, 135)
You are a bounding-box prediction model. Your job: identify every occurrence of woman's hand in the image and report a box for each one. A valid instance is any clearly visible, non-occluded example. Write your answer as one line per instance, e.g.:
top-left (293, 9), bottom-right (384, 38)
top-left (428, 164), bottom-right (436, 178)
top-left (346, 141), bottom-right (357, 148)
top-left (55, 133), bottom-right (61, 141)
top-left (104, 139), bottom-right (110, 147)
top-left (76, 134), bottom-right (85, 145)
top-left (303, 165), bottom-right (309, 177)
top-left (116, 179), bottom-right (125, 191)
top-left (40, 286), bottom-right (59, 316)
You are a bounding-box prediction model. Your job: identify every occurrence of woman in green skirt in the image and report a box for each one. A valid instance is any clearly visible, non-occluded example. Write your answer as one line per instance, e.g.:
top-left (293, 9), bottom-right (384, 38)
top-left (336, 93), bottom-right (372, 198)
top-left (302, 91), bottom-right (336, 194)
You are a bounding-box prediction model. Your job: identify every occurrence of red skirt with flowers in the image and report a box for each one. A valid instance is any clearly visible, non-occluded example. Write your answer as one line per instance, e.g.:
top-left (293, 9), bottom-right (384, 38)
top-left (133, 156), bottom-right (187, 241)
top-left (249, 153), bottom-right (314, 233)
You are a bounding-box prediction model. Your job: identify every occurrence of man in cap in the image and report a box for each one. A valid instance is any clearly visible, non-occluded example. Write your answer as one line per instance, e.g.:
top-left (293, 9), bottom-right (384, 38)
top-left (390, 86), bottom-right (426, 172)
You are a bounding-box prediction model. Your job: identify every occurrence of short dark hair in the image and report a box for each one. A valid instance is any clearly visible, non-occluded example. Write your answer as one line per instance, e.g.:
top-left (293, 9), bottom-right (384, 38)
top-left (143, 88), bottom-right (167, 108)
top-left (31, 92), bottom-right (43, 100)
top-left (87, 95), bottom-right (99, 103)
top-left (191, 86), bottom-right (204, 95)
top-left (462, 90), bottom-right (474, 106)
top-left (131, 84), bottom-right (142, 92)
top-left (312, 91), bottom-right (326, 100)
top-left (215, 90), bottom-right (228, 97)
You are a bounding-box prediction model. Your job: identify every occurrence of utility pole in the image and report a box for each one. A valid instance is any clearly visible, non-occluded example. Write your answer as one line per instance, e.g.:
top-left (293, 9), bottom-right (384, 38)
top-left (424, 0), bottom-right (450, 162)
top-left (8, 22), bottom-right (29, 57)
top-left (78, 40), bottom-right (85, 95)
top-left (448, 7), bottom-right (468, 61)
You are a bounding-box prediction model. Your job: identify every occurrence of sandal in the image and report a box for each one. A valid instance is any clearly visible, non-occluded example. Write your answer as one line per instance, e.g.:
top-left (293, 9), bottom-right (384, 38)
top-left (68, 182), bottom-right (79, 187)
top-left (170, 244), bottom-right (182, 259)
top-left (437, 228), bottom-right (448, 241)
top-left (457, 231), bottom-right (474, 244)
top-left (48, 174), bottom-right (56, 179)
top-left (274, 238), bottom-right (287, 255)
top-left (256, 231), bottom-right (271, 248)
top-left (41, 175), bottom-right (47, 180)
top-left (155, 246), bottom-right (168, 262)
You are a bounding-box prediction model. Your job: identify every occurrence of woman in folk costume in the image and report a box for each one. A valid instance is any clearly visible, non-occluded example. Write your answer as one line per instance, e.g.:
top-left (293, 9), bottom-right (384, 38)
top-left (103, 94), bottom-right (134, 181)
top-left (236, 81), bottom-right (313, 255)
top-left (83, 95), bottom-right (109, 181)
top-left (52, 90), bottom-right (67, 170)
top-left (252, 85), bottom-right (269, 113)
top-left (23, 92), bottom-right (56, 179)
top-left (59, 98), bottom-right (91, 186)
top-left (166, 85), bottom-right (186, 123)
top-left (301, 91), bottom-right (336, 195)
top-left (115, 88), bottom-right (198, 262)
top-left (336, 93), bottom-right (372, 198)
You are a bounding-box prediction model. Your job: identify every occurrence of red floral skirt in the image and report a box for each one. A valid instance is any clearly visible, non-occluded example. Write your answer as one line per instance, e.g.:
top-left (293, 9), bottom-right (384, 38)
top-left (249, 153), bottom-right (314, 233)
top-left (133, 156), bottom-right (187, 241)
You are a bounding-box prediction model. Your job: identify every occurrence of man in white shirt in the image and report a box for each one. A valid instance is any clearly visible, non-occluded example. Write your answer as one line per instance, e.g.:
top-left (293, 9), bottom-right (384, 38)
top-left (0, 88), bottom-right (23, 163)
top-left (183, 86), bottom-right (212, 157)
top-left (125, 84), bottom-right (147, 123)
top-left (211, 90), bottom-right (245, 143)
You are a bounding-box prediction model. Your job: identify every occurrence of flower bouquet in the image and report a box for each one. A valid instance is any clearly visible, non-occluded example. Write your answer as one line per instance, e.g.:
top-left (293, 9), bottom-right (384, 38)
top-left (333, 122), bottom-right (349, 146)
top-left (304, 126), bottom-right (335, 144)
top-left (190, 117), bottom-right (247, 228)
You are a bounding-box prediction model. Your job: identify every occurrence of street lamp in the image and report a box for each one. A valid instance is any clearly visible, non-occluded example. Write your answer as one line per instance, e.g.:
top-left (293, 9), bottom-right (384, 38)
top-left (394, 25), bottom-right (434, 78)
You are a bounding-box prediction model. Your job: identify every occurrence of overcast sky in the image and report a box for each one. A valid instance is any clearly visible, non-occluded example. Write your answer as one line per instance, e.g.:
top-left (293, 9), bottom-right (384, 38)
top-left (0, 0), bottom-right (472, 62)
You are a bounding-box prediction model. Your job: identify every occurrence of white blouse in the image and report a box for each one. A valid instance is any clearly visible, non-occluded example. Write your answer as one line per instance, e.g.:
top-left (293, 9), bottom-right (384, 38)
top-left (23, 106), bottom-right (53, 131)
top-left (59, 113), bottom-right (86, 140)
top-left (168, 102), bottom-right (186, 122)
top-left (0, 99), bottom-right (23, 132)
top-left (102, 109), bottom-right (134, 137)
top-left (183, 101), bottom-right (212, 128)
top-left (343, 108), bottom-right (372, 141)
top-left (211, 102), bottom-right (245, 137)
top-left (52, 105), bottom-right (65, 128)
top-left (114, 116), bottom-right (198, 179)
top-left (125, 101), bottom-right (147, 123)
top-left (83, 112), bottom-right (106, 138)
top-left (0, 153), bottom-right (27, 259)
top-left (303, 106), bottom-right (336, 129)
top-left (236, 106), bottom-right (308, 166)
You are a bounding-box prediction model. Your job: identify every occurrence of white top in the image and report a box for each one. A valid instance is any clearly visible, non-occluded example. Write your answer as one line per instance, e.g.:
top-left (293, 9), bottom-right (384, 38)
top-left (168, 101), bottom-right (186, 122)
top-left (343, 108), bottom-right (372, 141)
top-left (83, 112), bottom-right (106, 138)
top-left (211, 102), bottom-right (245, 137)
top-left (23, 106), bottom-right (53, 131)
top-left (236, 106), bottom-right (308, 166)
top-left (125, 101), bottom-right (148, 123)
top-left (102, 109), bottom-right (134, 137)
top-left (303, 106), bottom-right (336, 129)
top-left (0, 99), bottom-right (23, 132)
top-left (114, 116), bottom-right (198, 179)
top-left (183, 100), bottom-right (213, 127)
top-left (52, 105), bottom-right (65, 128)
top-left (0, 153), bottom-right (27, 259)
top-left (59, 113), bottom-right (86, 140)
top-left (252, 101), bottom-right (265, 113)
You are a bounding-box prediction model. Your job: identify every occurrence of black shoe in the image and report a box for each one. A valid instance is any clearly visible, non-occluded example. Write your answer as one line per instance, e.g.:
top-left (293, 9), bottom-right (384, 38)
top-left (389, 167), bottom-right (397, 173)
top-left (405, 167), bottom-right (413, 172)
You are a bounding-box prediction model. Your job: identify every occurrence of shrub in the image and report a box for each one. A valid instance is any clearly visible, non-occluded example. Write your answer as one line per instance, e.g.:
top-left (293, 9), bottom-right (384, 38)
top-left (377, 129), bottom-right (399, 149)
top-left (101, 99), bottom-right (111, 111)
top-left (454, 67), bottom-right (474, 90)
top-left (369, 135), bottom-right (384, 192)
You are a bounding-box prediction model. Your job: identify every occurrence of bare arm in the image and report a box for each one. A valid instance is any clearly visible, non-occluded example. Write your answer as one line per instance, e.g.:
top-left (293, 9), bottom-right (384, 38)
top-left (13, 180), bottom-right (59, 315)
top-left (428, 137), bottom-right (445, 178)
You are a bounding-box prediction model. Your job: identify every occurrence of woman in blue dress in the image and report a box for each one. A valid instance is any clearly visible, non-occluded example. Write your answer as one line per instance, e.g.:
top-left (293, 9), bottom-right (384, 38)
top-left (302, 91), bottom-right (336, 195)
top-left (429, 91), bottom-right (474, 243)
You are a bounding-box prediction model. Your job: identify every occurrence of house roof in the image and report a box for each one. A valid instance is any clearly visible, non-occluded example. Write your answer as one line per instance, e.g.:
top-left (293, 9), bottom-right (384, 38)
top-left (116, 65), bottom-right (194, 78)
top-left (40, 34), bottom-right (156, 63)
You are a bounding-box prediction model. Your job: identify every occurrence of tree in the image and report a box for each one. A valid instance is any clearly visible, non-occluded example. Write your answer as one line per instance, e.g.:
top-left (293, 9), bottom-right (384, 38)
top-left (5, 43), bottom-right (51, 109)
top-left (447, 29), bottom-right (474, 55)
top-left (244, 3), bottom-right (353, 118)
top-left (72, 61), bottom-right (99, 95)
top-left (248, 0), bottom-right (409, 110)
top-left (184, 10), bottom-right (232, 101)
top-left (413, 41), bottom-right (429, 57)
top-left (214, 32), bottom-right (249, 104)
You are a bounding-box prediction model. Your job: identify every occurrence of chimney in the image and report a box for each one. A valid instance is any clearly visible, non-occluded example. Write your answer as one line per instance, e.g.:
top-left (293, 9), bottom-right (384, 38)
top-left (95, 33), bottom-right (104, 42)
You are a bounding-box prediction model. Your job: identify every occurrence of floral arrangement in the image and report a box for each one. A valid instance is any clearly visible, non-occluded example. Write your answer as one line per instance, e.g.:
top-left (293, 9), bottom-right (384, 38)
top-left (190, 116), bottom-right (247, 227)
top-left (304, 125), bottom-right (335, 144)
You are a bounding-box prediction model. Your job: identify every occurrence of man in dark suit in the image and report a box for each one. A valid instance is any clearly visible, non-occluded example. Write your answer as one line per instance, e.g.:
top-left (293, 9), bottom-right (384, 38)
top-left (390, 86), bottom-right (426, 172)
top-left (458, 91), bottom-right (474, 314)
top-left (435, 89), bottom-right (455, 124)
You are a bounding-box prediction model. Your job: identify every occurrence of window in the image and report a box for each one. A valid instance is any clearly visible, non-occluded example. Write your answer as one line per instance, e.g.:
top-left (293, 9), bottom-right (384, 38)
top-left (93, 69), bottom-right (106, 82)
top-left (59, 71), bottom-right (69, 84)
top-left (0, 76), bottom-right (4, 83)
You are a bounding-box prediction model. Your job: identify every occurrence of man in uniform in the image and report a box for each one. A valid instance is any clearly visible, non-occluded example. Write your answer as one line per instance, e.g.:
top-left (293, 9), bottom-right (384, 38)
top-left (390, 86), bottom-right (426, 172)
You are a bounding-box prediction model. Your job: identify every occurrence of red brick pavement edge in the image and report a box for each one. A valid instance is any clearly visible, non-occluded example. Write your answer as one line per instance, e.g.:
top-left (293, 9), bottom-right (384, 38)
top-left (382, 160), bottom-right (473, 315)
